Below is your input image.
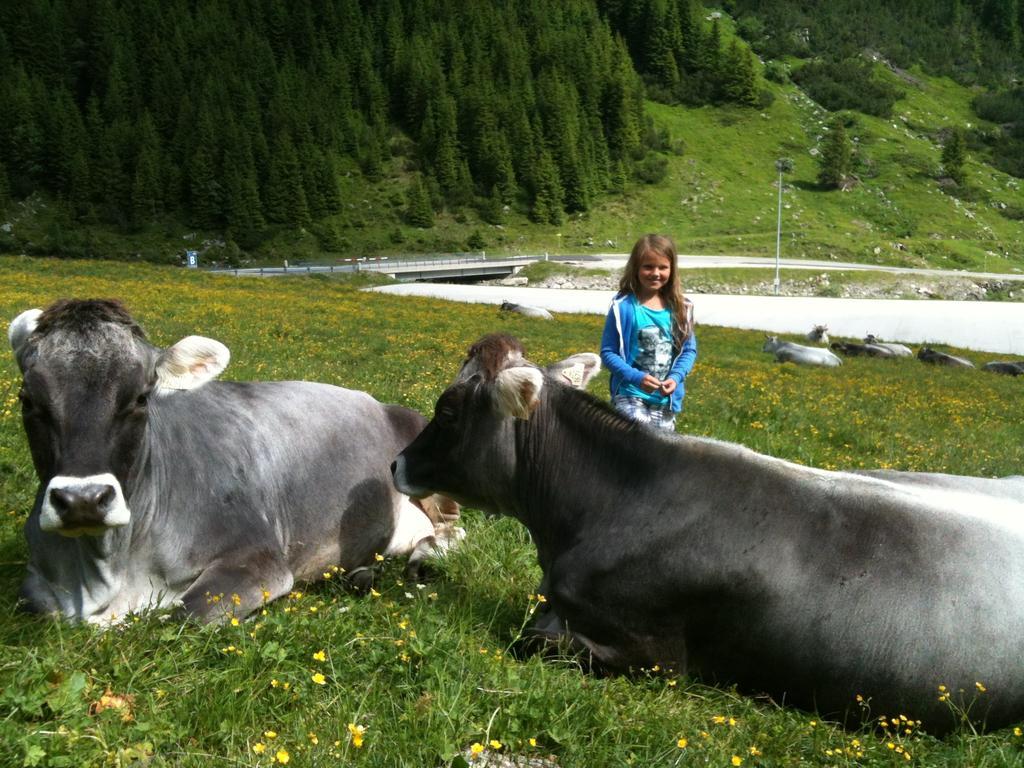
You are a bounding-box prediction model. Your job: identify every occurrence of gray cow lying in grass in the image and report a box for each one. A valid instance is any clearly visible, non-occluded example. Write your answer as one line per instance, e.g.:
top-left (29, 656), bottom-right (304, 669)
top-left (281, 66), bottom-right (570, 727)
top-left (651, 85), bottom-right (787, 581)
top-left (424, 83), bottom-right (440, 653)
top-left (393, 332), bottom-right (1024, 735)
top-left (762, 335), bottom-right (842, 367)
top-left (9, 299), bottom-right (461, 625)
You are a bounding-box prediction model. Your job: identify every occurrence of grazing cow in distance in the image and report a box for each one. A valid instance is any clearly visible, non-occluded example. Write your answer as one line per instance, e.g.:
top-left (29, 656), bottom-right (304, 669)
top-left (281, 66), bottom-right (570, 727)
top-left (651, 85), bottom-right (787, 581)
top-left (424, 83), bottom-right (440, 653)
top-left (8, 299), bottom-right (461, 625)
top-left (917, 346), bottom-right (975, 368)
top-left (863, 334), bottom-right (913, 357)
top-left (829, 341), bottom-right (895, 358)
top-left (983, 360), bottom-right (1024, 376)
top-left (762, 336), bottom-right (842, 367)
top-left (499, 300), bottom-right (553, 320)
top-left (805, 324), bottom-right (829, 345)
top-left (392, 332), bottom-right (1024, 734)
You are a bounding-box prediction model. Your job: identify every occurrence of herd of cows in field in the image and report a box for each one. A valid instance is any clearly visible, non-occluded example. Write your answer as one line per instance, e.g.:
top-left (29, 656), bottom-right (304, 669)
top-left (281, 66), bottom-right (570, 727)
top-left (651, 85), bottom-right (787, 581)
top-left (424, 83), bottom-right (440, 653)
top-left (761, 323), bottom-right (1024, 374)
top-left (8, 299), bottom-right (1024, 736)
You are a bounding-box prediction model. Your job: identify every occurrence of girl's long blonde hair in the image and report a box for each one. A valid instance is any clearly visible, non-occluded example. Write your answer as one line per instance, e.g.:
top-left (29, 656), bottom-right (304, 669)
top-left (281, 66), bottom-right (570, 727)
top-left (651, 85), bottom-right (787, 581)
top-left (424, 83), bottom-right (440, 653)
top-left (618, 234), bottom-right (693, 352)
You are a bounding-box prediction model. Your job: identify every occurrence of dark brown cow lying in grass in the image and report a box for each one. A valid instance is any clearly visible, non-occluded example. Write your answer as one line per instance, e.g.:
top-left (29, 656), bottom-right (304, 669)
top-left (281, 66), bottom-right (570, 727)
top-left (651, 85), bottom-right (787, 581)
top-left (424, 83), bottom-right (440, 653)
top-left (830, 341), bottom-right (896, 358)
top-left (983, 361), bottom-right (1024, 376)
top-left (917, 347), bottom-right (975, 368)
top-left (393, 332), bottom-right (1024, 734)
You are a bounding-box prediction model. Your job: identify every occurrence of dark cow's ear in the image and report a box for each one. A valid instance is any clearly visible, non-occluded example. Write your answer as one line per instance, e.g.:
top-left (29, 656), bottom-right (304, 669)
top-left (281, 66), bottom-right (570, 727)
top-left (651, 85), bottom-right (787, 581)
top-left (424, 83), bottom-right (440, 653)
top-left (156, 335), bottom-right (230, 393)
top-left (8, 308), bottom-right (42, 366)
top-left (494, 366), bottom-right (544, 420)
top-left (545, 352), bottom-right (601, 390)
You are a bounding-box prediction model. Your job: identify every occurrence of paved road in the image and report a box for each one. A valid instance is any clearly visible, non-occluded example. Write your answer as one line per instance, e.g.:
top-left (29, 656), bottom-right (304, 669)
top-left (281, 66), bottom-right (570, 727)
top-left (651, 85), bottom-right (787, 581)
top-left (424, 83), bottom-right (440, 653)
top-left (372, 283), bottom-right (1024, 356)
top-left (579, 253), bottom-right (1024, 281)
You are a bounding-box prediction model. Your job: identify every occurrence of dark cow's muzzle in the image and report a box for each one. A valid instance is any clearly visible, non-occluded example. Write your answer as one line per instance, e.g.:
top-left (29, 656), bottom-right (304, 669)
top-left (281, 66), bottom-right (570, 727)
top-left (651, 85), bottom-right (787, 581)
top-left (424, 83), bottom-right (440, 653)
top-left (40, 473), bottom-right (131, 535)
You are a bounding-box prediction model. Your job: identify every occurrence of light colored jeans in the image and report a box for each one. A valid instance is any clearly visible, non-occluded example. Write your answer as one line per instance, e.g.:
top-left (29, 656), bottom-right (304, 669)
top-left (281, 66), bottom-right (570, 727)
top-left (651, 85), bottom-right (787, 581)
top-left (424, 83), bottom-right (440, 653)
top-left (611, 395), bottom-right (676, 431)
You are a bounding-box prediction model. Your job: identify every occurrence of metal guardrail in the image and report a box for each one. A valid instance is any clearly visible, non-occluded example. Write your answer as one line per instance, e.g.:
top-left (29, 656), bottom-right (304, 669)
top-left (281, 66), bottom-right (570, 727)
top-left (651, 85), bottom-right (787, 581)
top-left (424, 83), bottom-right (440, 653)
top-left (208, 254), bottom-right (540, 278)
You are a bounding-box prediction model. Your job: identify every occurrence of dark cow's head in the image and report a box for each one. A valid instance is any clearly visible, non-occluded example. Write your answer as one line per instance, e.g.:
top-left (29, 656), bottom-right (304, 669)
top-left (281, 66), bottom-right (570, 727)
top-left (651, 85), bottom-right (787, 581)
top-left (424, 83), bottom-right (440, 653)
top-left (392, 333), bottom-right (599, 507)
top-left (8, 299), bottom-right (229, 536)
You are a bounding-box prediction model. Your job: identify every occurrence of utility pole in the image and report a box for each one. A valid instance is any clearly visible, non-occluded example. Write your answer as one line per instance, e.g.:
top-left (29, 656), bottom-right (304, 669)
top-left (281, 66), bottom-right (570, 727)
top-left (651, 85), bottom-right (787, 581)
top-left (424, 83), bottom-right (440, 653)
top-left (774, 158), bottom-right (793, 296)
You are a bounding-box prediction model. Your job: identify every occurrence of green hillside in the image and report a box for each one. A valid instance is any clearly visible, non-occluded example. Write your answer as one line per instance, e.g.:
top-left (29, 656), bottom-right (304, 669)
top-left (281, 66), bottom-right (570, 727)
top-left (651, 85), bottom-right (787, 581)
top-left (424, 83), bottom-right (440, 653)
top-left (0, 0), bottom-right (1022, 272)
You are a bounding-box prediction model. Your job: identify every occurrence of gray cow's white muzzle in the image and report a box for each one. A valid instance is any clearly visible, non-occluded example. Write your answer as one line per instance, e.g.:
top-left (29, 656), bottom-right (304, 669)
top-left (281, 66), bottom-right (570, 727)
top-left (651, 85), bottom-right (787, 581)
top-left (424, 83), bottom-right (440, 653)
top-left (39, 473), bottom-right (131, 535)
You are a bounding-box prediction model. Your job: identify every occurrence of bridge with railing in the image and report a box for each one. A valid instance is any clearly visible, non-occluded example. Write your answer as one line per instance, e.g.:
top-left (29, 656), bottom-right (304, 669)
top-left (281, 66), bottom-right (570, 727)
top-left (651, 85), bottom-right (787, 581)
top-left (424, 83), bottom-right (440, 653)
top-left (208, 254), bottom-right (542, 282)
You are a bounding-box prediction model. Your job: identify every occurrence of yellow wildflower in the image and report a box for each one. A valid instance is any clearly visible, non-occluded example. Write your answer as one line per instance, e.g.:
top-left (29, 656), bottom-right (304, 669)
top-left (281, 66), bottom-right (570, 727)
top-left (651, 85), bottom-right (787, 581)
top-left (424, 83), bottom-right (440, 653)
top-left (252, 743), bottom-right (266, 754)
top-left (470, 743), bottom-right (485, 758)
top-left (348, 722), bottom-right (366, 748)
top-left (749, 746), bottom-right (762, 756)
top-left (677, 738), bottom-right (688, 749)
top-left (264, 730), bottom-right (278, 739)
top-left (311, 672), bottom-right (326, 685)
top-left (976, 681), bottom-right (987, 693)
top-left (275, 749), bottom-right (290, 764)
top-left (489, 740), bottom-right (502, 750)
top-left (731, 756), bottom-right (743, 766)
top-left (375, 553), bottom-right (385, 562)
top-left (313, 650), bottom-right (326, 662)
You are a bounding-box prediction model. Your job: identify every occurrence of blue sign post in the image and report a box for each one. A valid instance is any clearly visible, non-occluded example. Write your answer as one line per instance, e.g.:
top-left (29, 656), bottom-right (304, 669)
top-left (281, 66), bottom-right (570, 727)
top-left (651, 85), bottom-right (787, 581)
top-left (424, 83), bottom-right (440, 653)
top-left (186, 250), bottom-right (198, 268)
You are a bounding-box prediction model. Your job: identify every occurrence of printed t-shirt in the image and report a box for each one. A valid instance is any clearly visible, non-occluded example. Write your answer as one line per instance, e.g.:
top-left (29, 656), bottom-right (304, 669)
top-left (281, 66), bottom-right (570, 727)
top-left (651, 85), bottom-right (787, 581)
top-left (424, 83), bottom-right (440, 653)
top-left (621, 297), bottom-right (673, 404)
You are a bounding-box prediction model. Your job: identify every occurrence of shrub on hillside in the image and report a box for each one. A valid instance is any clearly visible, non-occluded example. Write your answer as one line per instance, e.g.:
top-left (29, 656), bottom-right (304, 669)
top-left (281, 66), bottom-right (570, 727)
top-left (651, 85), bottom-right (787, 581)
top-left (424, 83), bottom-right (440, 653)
top-left (632, 153), bottom-right (669, 185)
top-left (763, 60), bottom-right (790, 83)
top-left (791, 58), bottom-right (904, 117)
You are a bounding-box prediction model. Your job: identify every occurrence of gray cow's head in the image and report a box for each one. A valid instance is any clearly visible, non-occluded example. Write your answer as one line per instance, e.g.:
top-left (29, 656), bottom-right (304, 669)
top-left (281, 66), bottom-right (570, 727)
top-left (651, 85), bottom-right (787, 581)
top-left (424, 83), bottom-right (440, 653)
top-left (392, 333), bottom-right (599, 507)
top-left (9, 299), bottom-right (229, 536)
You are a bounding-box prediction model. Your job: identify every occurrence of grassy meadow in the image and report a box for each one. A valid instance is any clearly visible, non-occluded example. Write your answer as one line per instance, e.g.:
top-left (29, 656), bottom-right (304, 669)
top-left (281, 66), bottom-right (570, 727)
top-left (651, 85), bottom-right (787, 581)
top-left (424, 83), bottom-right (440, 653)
top-left (1, 255), bottom-right (1024, 767)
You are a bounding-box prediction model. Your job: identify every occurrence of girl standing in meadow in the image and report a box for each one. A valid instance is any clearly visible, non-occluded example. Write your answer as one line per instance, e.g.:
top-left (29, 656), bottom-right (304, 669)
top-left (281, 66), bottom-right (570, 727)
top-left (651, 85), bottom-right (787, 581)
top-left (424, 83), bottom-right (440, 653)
top-left (600, 234), bottom-right (697, 430)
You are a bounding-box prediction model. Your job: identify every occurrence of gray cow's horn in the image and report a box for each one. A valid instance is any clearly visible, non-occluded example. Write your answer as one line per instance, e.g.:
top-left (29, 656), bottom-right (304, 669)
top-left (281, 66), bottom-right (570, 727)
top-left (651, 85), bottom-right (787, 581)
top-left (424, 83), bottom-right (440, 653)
top-left (8, 308), bottom-right (42, 355)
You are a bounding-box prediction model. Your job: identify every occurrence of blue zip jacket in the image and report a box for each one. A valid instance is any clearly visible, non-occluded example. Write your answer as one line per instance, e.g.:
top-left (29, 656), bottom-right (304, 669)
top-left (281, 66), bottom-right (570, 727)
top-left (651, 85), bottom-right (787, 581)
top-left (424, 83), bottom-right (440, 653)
top-left (600, 293), bottom-right (697, 413)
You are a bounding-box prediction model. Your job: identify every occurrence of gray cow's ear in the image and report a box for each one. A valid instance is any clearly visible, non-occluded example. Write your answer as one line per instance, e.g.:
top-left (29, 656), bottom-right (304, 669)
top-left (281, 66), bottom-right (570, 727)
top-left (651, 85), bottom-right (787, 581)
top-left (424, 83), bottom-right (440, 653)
top-left (8, 308), bottom-right (42, 359)
top-left (494, 366), bottom-right (544, 420)
top-left (155, 335), bottom-right (230, 393)
top-left (545, 352), bottom-right (601, 390)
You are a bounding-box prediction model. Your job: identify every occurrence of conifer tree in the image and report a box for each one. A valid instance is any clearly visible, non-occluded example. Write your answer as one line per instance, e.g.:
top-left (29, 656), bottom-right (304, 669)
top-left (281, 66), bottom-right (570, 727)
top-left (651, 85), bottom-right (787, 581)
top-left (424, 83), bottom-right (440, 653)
top-left (723, 41), bottom-right (758, 106)
top-left (0, 158), bottom-right (9, 211)
top-left (676, 0), bottom-right (702, 73)
top-left (530, 148), bottom-right (564, 225)
top-left (317, 154), bottom-right (342, 214)
top-left (265, 132), bottom-right (309, 227)
top-left (67, 149), bottom-right (92, 221)
top-left (188, 106), bottom-right (223, 229)
top-left (7, 69), bottom-right (44, 196)
top-left (405, 174), bottom-right (434, 228)
top-left (222, 119), bottom-right (265, 248)
top-left (300, 141), bottom-right (327, 219)
top-left (697, 17), bottom-right (723, 101)
top-left (818, 116), bottom-right (853, 189)
top-left (942, 126), bottom-right (968, 186)
top-left (131, 115), bottom-right (163, 226)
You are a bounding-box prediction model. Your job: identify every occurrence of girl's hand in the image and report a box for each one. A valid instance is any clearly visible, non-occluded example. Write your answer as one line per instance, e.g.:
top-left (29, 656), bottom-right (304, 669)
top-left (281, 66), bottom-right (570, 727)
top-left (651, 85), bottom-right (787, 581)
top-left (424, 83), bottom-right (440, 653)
top-left (659, 378), bottom-right (677, 396)
top-left (640, 374), bottom-right (661, 393)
